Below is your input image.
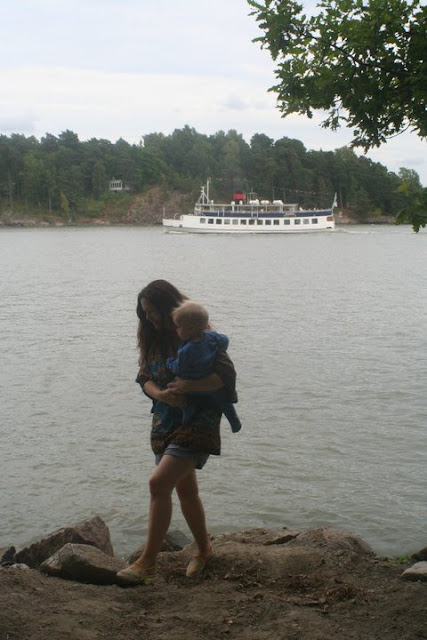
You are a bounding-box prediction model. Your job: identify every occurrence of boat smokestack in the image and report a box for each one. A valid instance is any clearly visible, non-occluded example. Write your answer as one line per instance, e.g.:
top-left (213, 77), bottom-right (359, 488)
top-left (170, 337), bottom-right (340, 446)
top-left (233, 190), bottom-right (245, 205)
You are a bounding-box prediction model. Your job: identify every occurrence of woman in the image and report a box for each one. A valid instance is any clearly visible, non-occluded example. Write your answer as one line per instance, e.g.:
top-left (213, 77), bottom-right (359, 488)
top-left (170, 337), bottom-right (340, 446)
top-left (117, 280), bottom-right (237, 584)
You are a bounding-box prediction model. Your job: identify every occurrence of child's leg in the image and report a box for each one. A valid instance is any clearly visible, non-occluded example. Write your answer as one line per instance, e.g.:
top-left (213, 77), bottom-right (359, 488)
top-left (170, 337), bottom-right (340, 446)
top-left (223, 403), bottom-right (242, 433)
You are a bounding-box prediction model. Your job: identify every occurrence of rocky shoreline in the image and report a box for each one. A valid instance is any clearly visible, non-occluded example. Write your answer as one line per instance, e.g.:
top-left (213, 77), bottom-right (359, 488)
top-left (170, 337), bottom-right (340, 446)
top-left (1, 516), bottom-right (426, 639)
top-left (0, 215), bottom-right (397, 228)
top-left (0, 183), bottom-right (397, 230)
top-left (0, 186), bottom-right (194, 228)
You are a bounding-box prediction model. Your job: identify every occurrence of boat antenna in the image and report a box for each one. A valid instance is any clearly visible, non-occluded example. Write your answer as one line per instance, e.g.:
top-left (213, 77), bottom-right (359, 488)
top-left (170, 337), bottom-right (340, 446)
top-left (198, 180), bottom-right (211, 205)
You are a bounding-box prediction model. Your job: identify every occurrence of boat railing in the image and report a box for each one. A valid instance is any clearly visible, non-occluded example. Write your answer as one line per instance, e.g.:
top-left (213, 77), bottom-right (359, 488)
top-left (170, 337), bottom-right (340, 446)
top-left (195, 203), bottom-right (299, 217)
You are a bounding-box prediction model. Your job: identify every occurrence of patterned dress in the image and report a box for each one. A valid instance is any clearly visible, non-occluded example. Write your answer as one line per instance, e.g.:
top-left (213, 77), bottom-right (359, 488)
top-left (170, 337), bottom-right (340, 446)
top-left (136, 350), bottom-right (237, 456)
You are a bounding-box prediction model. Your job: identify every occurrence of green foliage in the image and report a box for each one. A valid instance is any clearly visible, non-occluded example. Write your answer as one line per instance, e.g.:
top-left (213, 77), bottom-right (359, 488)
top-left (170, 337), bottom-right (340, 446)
top-left (0, 128), bottom-right (422, 225)
top-left (393, 167), bottom-right (426, 232)
top-left (248, 0), bottom-right (427, 150)
top-left (60, 191), bottom-right (70, 217)
top-left (85, 191), bottom-right (133, 219)
top-left (396, 554), bottom-right (411, 563)
top-left (395, 185), bottom-right (427, 232)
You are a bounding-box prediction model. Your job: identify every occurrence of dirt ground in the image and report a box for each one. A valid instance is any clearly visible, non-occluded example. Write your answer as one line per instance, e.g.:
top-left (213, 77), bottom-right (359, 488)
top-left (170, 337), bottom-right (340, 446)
top-left (1, 528), bottom-right (426, 640)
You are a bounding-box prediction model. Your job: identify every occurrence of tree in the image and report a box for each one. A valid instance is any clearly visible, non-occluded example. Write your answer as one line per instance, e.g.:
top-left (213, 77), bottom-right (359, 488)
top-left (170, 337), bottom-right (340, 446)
top-left (395, 189), bottom-right (427, 231)
top-left (397, 167), bottom-right (423, 192)
top-left (222, 131), bottom-right (249, 193)
top-left (247, 134), bottom-right (276, 196)
top-left (60, 191), bottom-right (70, 218)
top-left (0, 128), bottom-right (421, 226)
top-left (395, 168), bottom-right (427, 231)
top-left (22, 153), bottom-right (48, 206)
top-left (91, 161), bottom-right (108, 198)
top-left (248, 0), bottom-right (427, 229)
top-left (272, 137), bottom-right (308, 202)
top-left (248, 0), bottom-right (426, 150)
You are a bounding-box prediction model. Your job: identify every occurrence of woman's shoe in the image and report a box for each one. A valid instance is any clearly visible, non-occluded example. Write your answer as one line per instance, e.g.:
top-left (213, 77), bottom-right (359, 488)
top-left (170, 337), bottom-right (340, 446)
top-left (116, 562), bottom-right (156, 585)
top-left (186, 548), bottom-right (213, 578)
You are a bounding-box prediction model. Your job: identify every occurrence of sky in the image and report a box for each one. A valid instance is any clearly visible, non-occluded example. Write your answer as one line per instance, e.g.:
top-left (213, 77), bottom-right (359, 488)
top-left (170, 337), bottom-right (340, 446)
top-left (1, 0), bottom-right (426, 185)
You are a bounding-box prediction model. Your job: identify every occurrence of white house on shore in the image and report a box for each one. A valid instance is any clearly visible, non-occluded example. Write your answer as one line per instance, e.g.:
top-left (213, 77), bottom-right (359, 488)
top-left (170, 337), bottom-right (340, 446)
top-left (109, 178), bottom-right (130, 192)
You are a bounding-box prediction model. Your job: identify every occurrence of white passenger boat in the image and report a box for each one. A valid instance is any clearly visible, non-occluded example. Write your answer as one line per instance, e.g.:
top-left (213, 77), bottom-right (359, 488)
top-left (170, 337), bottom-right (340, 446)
top-left (163, 181), bottom-right (336, 233)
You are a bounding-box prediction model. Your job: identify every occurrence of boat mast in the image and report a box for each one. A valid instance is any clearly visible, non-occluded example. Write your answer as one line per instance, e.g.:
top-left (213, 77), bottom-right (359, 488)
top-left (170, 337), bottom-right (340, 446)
top-left (198, 178), bottom-right (211, 205)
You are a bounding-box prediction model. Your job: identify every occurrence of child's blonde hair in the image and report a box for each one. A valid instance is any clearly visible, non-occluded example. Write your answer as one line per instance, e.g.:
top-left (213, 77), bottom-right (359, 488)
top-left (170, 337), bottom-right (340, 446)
top-left (172, 300), bottom-right (209, 330)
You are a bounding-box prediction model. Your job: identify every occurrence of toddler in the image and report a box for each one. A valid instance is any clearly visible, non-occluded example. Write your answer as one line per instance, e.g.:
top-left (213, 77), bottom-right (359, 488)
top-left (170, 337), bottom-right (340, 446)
top-left (167, 300), bottom-right (241, 433)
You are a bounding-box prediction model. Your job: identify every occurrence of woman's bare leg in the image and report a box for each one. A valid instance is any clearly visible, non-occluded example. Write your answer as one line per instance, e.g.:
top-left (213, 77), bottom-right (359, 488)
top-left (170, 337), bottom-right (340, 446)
top-left (176, 469), bottom-right (211, 556)
top-left (135, 454), bottom-right (196, 568)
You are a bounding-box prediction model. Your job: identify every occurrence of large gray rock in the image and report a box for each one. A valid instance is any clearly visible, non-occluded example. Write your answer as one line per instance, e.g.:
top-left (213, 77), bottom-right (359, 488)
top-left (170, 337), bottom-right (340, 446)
top-left (40, 543), bottom-right (126, 585)
top-left (14, 516), bottom-right (114, 568)
top-left (401, 562), bottom-right (427, 582)
top-left (165, 529), bottom-right (192, 551)
top-left (222, 528), bottom-right (301, 546)
top-left (127, 529), bottom-right (191, 563)
top-left (296, 527), bottom-right (374, 556)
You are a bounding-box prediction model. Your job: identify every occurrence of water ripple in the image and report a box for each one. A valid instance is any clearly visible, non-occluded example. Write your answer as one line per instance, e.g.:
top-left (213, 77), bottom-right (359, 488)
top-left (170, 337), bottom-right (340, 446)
top-left (0, 226), bottom-right (426, 556)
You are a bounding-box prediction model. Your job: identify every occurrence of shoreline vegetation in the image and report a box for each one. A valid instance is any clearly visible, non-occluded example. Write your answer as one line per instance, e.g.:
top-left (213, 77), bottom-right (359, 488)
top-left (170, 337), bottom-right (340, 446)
top-left (1, 516), bottom-right (426, 639)
top-left (0, 185), bottom-right (397, 229)
top-left (1, 129), bottom-right (422, 233)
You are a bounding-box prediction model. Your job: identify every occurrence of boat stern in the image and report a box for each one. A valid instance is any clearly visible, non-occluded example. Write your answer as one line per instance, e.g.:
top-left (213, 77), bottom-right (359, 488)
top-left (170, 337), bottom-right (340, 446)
top-left (162, 217), bottom-right (183, 229)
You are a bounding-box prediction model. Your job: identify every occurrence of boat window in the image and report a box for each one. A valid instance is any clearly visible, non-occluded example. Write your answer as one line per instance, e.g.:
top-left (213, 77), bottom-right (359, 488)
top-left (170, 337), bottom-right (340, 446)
top-left (265, 220), bottom-right (271, 225)
top-left (284, 219), bottom-right (290, 225)
top-left (294, 219), bottom-right (301, 225)
top-left (224, 219), bottom-right (231, 224)
top-left (312, 218), bottom-right (318, 224)
top-left (273, 220), bottom-right (279, 225)
top-left (257, 219), bottom-right (263, 225)
top-left (200, 218), bottom-right (206, 223)
top-left (303, 219), bottom-right (309, 224)
top-left (216, 219), bottom-right (222, 224)
top-left (241, 219), bottom-right (247, 225)
top-left (248, 219), bottom-right (255, 225)
top-left (232, 219), bottom-right (239, 225)
top-left (327, 216), bottom-right (333, 221)
top-left (208, 219), bottom-right (214, 224)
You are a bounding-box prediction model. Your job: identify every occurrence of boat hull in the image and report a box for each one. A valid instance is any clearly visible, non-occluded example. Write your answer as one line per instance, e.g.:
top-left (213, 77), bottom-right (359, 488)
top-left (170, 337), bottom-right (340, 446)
top-left (163, 214), bottom-right (335, 233)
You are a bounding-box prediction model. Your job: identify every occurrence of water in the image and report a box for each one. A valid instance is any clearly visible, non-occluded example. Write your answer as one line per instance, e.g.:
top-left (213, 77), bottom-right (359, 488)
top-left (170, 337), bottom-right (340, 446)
top-left (1, 225), bottom-right (426, 558)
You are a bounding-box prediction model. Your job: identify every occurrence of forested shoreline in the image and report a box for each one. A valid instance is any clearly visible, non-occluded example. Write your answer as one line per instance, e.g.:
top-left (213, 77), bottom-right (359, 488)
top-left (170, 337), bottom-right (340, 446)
top-left (0, 127), bottom-right (423, 225)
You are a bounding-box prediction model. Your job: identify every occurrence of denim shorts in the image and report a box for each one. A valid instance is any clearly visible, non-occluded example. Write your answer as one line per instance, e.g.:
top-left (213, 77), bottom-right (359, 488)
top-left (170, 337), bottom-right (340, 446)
top-left (155, 444), bottom-right (210, 470)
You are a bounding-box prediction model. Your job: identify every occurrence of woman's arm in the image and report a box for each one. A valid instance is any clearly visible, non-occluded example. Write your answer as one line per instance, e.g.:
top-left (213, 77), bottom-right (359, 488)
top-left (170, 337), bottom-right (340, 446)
top-left (143, 380), bottom-right (186, 407)
top-left (168, 373), bottom-right (224, 394)
top-left (168, 350), bottom-right (238, 397)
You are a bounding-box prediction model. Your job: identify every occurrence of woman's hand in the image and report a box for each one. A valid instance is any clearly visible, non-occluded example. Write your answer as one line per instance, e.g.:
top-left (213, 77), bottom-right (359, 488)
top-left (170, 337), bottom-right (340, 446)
top-left (159, 388), bottom-right (187, 408)
top-left (167, 378), bottom-right (189, 394)
top-left (143, 380), bottom-right (186, 407)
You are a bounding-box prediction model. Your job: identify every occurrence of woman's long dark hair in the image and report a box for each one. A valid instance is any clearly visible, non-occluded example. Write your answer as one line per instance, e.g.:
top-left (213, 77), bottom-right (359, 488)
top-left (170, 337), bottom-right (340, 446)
top-left (136, 280), bottom-right (187, 366)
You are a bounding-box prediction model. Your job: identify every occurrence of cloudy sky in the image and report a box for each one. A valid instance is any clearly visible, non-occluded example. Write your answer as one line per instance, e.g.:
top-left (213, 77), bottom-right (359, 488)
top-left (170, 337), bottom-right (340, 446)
top-left (2, 0), bottom-right (426, 184)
